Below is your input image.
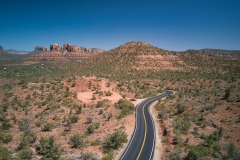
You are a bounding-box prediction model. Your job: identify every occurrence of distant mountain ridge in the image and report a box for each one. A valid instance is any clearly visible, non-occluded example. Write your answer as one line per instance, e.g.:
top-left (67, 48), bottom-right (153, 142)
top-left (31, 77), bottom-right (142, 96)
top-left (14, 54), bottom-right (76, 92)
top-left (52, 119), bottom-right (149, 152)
top-left (186, 48), bottom-right (240, 58)
top-left (6, 49), bottom-right (30, 55)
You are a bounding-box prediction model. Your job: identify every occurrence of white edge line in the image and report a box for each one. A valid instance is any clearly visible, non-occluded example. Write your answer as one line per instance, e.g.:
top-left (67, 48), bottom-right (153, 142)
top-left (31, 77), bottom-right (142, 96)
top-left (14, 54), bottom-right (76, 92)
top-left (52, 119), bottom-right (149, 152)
top-left (148, 99), bottom-right (157, 160)
top-left (120, 103), bottom-right (139, 160)
top-left (120, 91), bottom-right (169, 160)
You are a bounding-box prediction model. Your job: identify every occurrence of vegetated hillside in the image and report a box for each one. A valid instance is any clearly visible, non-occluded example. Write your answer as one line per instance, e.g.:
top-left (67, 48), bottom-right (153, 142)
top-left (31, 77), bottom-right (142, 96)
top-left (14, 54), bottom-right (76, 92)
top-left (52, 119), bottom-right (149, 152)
top-left (77, 41), bottom-right (189, 81)
top-left (77, 41), bottom-right (239, 82)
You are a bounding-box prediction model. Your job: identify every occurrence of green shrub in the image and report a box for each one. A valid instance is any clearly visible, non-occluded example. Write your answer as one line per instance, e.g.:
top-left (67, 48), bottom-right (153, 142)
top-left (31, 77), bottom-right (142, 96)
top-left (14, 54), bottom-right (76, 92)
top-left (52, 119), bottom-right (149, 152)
top-left (36, 136), bottom-right (62, 159)
top-left (87, 124), bottom-right (95, 134)
top-left (86, 117), bottom-right (93, 124)
top-left (70, 134), bottom-right (85, 148)
top-left (105, 130), bottom-right (128, 149)
top-left (96, 100), bottom-right (104, 108)
top-left (0, 145), bottom-right (12, 160)
top-left (80, 152), bottom-right (98, 160)
top-left (91, 139), bottom-right (101, 146)
top-left (115, 99), bottom-right (134, 118)
top-left (16, 148), bottom-right (34, 160)
top-left (227, 143), bottom-right (240, 159)
top-left (18, 118), bottom-right (30, 131)
top-left (158, 110), bottom-right (168, 120)
top-left (176, 103), bottom-right (186, 114)
top-left (0, 131), bottom-right (12, 144)
top-left (69, 115), bottom-right (79, 123)
top-left (185, 149), bottom-right (201, 160)
top-left (42, 122), bottom-right (55, 132)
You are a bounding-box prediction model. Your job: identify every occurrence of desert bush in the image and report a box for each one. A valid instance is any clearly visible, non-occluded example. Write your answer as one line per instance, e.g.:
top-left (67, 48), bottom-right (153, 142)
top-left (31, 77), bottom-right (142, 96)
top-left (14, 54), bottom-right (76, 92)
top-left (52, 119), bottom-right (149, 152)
top-left (90, 139), bottom-right (101, 146)
top-left (0, 145), bottom-right (12, 160)
top-left (105, 90), bottom-right (112, 96)
top-left (176, 103), bottom-right (186, 114)
top-left (166, 148), bottom-right (182, 160)
top-left (16, 148), bottom-right (34, 160)
top-left (80, 152), bottom-right (98, 160)
top-left (0, 116), bottom-right (12, 130)
top-left (70, 134), bottom-right (85, 148)
top-left (227, 143), bottom-right (240, 159)
top-left (105, 130), bottom-right (128, 149)
top-left (99, 109), bottom-right (103, 114)
top-left (115, 99), bottom-right (134, 118)
top-left (87, 124), bottom-right (95, 134)
top-left (41, 122), bottom-right (55, 132)
top-left (18, 118), bottom-right (31, 131)
top-left (86, 117), bottom-right (93, 124)
top-left (225, 87), bottom-right (233, 100)
top-left (69, 115), bottom-right (79, 123)
top-left (92, 94), bottom-right (96, 100)
top-left (76, 105), bottom-right (82, 114)
top-left (158, 110), bottom-right (168, 120)
top-left (185, 149), bottom-right (201, 160)
top-left (0, 131), bottom-right (12, 144)
top-left (96, 100), bottom-right (104, 108)
top-left (36, 136), bottom-right (62, 159)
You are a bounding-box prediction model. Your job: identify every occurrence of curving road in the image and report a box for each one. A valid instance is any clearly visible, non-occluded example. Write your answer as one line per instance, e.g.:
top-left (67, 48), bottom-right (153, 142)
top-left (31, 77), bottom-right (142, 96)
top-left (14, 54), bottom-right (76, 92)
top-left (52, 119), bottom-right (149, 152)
top-left (120, 91), bottom-right (173, 160)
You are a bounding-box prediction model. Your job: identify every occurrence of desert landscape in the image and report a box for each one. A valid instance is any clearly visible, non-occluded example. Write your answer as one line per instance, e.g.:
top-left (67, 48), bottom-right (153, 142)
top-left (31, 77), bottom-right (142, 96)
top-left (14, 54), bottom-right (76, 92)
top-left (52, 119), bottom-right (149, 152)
top-left (0, 41), bottom-right (240, 160)
top-left (1, 1), bottom-right (240, 159)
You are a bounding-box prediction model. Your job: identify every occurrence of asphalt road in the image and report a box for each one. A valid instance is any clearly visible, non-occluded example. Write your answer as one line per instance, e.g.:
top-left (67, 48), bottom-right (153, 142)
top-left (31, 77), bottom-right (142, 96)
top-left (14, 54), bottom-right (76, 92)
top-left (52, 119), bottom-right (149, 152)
top-left (120, 91), bottom-right (173, 160)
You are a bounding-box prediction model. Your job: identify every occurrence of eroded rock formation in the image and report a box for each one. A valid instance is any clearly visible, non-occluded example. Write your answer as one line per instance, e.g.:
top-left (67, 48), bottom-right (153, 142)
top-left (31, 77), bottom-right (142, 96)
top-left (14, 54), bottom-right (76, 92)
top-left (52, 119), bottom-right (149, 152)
top-left (50, 43), bottom-right (62, 51)
top-left (63, 43), bottom-right (81, 52)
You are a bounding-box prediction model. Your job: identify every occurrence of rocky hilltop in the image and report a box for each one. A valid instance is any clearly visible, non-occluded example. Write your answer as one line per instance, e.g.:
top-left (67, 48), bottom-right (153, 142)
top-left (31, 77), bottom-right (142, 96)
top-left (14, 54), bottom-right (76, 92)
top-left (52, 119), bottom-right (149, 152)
top-left (27, 43), bottom-right (105, 61)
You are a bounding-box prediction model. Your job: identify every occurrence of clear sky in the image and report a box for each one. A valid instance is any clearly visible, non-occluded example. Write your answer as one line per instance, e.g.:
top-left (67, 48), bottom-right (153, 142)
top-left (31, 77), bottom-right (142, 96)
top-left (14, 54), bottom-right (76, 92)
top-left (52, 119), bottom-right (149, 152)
top-left (0, 0), bottom-right (240, 51)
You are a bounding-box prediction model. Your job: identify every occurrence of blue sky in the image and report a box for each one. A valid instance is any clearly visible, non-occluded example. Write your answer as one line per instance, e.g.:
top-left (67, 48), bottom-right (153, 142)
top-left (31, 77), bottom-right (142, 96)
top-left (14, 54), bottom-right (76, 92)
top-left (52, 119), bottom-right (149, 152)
top-left (0, 0), bottom-right (240, 51)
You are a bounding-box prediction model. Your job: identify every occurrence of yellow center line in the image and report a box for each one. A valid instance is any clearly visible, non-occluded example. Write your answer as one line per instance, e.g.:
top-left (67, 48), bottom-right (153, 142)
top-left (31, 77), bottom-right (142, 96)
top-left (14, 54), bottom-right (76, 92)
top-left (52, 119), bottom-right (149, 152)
top-left (136, 98), bottom-right (155, 160)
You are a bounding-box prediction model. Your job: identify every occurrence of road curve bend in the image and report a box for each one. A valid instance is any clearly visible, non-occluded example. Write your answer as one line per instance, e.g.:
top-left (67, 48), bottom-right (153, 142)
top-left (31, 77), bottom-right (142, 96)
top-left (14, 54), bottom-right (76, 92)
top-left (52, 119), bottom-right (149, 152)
top-left (120, 90), bottom-right (173, 160)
